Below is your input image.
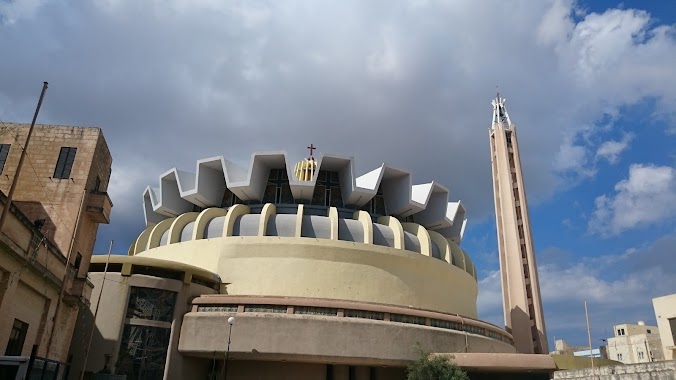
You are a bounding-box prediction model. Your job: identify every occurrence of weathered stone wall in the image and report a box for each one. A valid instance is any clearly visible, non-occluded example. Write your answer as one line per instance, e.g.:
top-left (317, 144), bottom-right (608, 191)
top-left (0, 124), bottom-right (112, 272)
top-left (554, 360), bottom-right (676, 380)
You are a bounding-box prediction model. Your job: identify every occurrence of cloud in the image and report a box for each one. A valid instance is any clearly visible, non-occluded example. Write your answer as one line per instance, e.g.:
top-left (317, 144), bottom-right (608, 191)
top-left (0, 0), bottom-right (675, 253)
top-left (589, 164), bottom-right (676, 236)
top-left (478, 234), bottom-right (676, 346)
top-left (595, 133), bottom-right (634, 164)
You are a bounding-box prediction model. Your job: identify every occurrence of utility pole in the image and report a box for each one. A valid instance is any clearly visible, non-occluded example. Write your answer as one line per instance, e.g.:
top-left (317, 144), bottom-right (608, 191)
top-left (585, 300), bottom-right (597, 379)
top-left (0, 81), bottom-right (48, 233)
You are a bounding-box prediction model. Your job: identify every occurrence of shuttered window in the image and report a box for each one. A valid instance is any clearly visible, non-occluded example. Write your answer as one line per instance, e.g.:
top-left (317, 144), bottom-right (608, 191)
top-left (53, 147), bottom-right (77, 179)
top-left (0, 144), bottom-right (10, 175)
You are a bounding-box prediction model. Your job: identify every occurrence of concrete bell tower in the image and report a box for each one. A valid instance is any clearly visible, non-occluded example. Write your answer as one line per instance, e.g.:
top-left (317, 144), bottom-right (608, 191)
top-left (489, 93), bottom-right (548, 354)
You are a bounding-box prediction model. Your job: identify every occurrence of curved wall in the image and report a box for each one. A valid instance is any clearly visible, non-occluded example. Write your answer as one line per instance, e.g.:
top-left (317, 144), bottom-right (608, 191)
top-left (179, 312), bottom-right (516, 366)
top-left (137, 236), bottom-right (479, 318)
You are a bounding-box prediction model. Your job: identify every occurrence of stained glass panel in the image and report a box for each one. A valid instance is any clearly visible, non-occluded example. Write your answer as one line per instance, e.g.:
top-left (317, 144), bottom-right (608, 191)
top-left (116, 325), bottom-right (171, 380)
top-left (126, 287), bottom-right (177, 322)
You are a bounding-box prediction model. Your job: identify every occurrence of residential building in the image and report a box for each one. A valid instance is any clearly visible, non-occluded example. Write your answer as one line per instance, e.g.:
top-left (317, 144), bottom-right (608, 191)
top-left (0, 123), bottom-right (112, 378)
top-left (652, 293), bottom-right (676, 361)
top-left (605, 321), bottom-right (664, 364)
top-left (551, 340), bottom-right (601, 358)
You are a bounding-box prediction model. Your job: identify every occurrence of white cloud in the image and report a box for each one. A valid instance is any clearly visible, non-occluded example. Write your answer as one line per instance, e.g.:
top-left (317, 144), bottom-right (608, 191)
top-left (589, 164), bottom-right (676, 236)
top-left (478, 235), bottom-right (676, 344)
top-left (595, 133), bottom-right (634, 164)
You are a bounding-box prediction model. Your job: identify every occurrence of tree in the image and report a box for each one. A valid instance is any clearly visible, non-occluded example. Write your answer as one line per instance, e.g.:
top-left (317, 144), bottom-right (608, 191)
top-left (407, 347), bottom-right (469, 380)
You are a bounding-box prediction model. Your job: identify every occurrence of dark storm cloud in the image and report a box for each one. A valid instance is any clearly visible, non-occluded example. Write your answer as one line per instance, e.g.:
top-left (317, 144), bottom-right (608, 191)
top-left (1, 0), bottom-right (675, 253)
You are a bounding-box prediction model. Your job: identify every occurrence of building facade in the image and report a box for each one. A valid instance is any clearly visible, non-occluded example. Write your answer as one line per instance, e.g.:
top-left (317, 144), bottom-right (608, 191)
top-left (75, 151), bottom-right (556, 380)
top-left (652, 293), bottom-right (676, 361)
top-left (551, 340), bottom-right (601, 358)
top-left (605, 322), bottom-right (664, 364)
top-left (489, 96), bottom-right (548, 354)
top-left (0, 123), bottom-right (112, 377)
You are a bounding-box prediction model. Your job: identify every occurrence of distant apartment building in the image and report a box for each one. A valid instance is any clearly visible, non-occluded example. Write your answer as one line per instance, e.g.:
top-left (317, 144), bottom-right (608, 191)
top-left (605, 321), bottom-right (664, 364)
top-left (551, 339), bottom-right (601, 358)
top-left (653, 293), bottom-right (676, 361)
top-left (0, 123), bottom-right (112, 378)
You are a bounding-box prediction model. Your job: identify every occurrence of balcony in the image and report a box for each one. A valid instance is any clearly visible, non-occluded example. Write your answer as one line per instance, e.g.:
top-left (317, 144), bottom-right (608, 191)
top-left (64, 275), bottom-right (93, 307)
top-left (86, 191), bottom-right (113, 224)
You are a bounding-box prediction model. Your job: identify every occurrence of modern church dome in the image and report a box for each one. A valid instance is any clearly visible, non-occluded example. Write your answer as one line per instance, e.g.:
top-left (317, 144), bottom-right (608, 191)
top-left (104, 150), bottom-right (519, 379)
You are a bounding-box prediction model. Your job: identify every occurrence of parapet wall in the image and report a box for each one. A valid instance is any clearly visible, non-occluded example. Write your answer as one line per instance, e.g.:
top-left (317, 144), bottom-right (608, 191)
top-left (553, 360), bottom-right (676, 380)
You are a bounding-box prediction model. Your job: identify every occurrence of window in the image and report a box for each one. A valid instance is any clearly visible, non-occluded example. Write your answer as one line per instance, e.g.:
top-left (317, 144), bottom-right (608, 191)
top-left (262, 169), bottom-right (293, 204)
top-left (638, 352), bottom-right (644, 360)
top-left (53, 147), bottom-right (77, 179)
top-left (116, 324), bottom-right (171, 380)
top-left (617, 353), bottom-right (623, 361)
top-left (312, 170), bottom-right (343, 208)
top-left (0, 144), bottom-right (10, 175)
top-left (647, 329), bottom-right (651, 334)
top-left (74, 252), bottom-right (83, 270)
top-left (362, 185), bottom-right (385, 216)
top-left (126, 287), bottom-right (177, 322)
top-left (220, 188), bottom-right (242, 208)
top-left (5, 319), bottom-right (29, 356)
top-left (617, 328), bottom-right (625, 336)
top-left (93, 176), bottom-right (101, 192)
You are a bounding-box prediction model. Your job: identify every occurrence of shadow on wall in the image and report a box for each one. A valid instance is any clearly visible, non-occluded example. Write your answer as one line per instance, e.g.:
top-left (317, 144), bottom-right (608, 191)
top-left (14, 201), bottom-right (56, 244)
top-left (67, 304), bottom-right (117, 380)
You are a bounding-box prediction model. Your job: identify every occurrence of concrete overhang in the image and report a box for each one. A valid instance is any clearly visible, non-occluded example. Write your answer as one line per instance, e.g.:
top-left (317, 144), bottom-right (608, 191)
top-left (432, 353), bottom-right (556, 373)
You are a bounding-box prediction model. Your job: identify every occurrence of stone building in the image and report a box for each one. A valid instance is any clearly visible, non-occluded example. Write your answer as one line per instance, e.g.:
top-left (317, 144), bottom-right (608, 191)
top-left (0, 123), bottom-right (112, 377)
top-left (72, 148), bottom-right (556, 380)
top-left (652, 293), bottom-right (676, 361)
top-left (605, 321), bottom-right (664, 364)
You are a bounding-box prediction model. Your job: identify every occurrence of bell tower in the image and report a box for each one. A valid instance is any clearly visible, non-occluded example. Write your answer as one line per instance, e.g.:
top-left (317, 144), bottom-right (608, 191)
top-left (489, 94), bottom-right (548, 354)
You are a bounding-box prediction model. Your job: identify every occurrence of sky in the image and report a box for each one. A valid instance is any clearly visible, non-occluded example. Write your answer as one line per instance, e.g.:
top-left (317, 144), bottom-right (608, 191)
top-left (1, 0), bottom-right (675, 351)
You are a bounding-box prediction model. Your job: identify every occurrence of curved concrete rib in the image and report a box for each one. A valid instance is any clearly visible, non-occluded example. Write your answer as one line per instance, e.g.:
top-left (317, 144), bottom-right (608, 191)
top-left (192, 207), bottom-right (228, 241)
top-left (168, 212), bottom-right (199, 244)
top-left (132, 226), bottom-right (154, 255)
top-left (402, 223), bottom-right (432, 257)
top-left (147, 218), bottom-right (175, 250)
top-left (377, 216), bottom-right (404, 249)
top-left (353, 211), bottom-right (373, 244)
top-left (259, 203), bottom-right (277, 236)
top-left (223, 204), bottom-right (250, 237)
top-left (142, 152), bottom-right (468, 243)
top-left (428, 230), bottom-right (452, 264)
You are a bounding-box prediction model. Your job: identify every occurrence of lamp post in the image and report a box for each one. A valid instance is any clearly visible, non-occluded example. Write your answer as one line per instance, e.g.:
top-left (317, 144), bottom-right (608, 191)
top-left (223, 316), bottom-right (235, 380)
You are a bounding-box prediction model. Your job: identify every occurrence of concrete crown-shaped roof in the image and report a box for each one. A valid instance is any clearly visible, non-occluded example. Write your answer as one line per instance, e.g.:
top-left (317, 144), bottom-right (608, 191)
top-left (143, 152), bottom-right (467, 243)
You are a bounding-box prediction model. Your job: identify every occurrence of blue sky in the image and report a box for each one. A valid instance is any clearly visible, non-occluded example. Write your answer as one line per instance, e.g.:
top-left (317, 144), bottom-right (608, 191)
top-left (1, 0), bottom-right (675, 352)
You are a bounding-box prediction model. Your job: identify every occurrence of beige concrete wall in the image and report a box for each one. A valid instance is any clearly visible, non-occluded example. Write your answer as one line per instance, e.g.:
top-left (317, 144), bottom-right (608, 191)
top-left (178, 312), bottom-right (515, 366)
top-left (489, 119), bottom-right (548, 353)
top-left (137, 236), bottom-right (478, 317)
top-left (227, 361), bottom-right (327, 380)
top-left (606, 333), bottom-right (664, 364)
top-left (69, 271), bottom-right (217, 380)
top-left (653, 294), bottom-right (676, 361)
top-left (613, 323), bottom-right (659, 337)
top-left (221, 361), bottom-right (407, 380)
top-left (0, 205), bottom-right (76, 362)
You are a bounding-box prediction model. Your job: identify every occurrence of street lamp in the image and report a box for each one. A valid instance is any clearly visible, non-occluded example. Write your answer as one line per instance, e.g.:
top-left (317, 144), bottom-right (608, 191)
top-left (223, 316), bottom-right (235, 380)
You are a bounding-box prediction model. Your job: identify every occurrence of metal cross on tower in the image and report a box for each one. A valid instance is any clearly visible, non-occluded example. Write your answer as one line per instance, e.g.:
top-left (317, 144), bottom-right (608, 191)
top-left (307, 144), bottom-right (316, 159)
